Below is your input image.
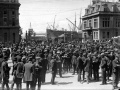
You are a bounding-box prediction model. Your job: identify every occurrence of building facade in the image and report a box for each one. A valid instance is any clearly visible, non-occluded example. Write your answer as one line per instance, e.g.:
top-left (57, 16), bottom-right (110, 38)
top-left (0, 0), bottom-right (20, 43)
top-left (82, 0), bottom-right (120, 42)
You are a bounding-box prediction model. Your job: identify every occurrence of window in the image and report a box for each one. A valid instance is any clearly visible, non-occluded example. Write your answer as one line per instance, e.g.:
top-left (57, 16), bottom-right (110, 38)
top-left (4, 11), bottom-right (7, 15)
top-left (103, 4), bottom-right (108, 12)
top-left (12, 11), bottom-right (15, 16)
top-left (13, 33), bottom-right (15, 43)
top-left (102, 17), bottom-right (110, 27)
top-left (104, 7), bottom-right (107, 12)
top-left (89, 20), bottom-right (92, 27)
top-left (4, 33), bottom-right (7, 42)
top-left (115, 18), bottom-right (120, 27)
top-left (97, 5), bottom-right (100, 11)
top-left (103, 32), bottom-right (105, 38)
top-left (3, 18), bottom-right (7, 26)
top-left (107, 32), bottom-right (109, 38)
top-left (12, 18), bottom-right (15, 26)
top-left (94, 18), bottom-right (98, 28)
top-left (93, 31), bottom-right (98, 39)
top-left (84, 21), bottom-right (87, 29)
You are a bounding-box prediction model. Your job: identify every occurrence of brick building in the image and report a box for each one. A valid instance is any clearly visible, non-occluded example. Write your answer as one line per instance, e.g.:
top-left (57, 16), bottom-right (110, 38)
top-left (82, 0), bottom-right (120, 42)
top-left (0, 0), bottom-right (20, 43)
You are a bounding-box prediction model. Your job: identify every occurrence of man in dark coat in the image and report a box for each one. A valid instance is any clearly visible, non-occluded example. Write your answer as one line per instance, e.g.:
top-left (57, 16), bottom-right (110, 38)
top-left (23, 57), bottom-right (34, 90)
top-left (112, 54), bottom-right (120, 90)
top-left (0, 51), bottom-right (3, 83)
top-left (100, 53), bottom-right (107, 85)
top-left (1, 56), bottom-right (10, 90)
top-left (92, 55), bottom-right (100, 81)
top-left (33, 57), bottom-right (42, 90)
top-left (15, 57), bottom-right (24, 90)
top-left (77, 52), bottom-right (84, 83)
top-left (51, 56), bottom-right (57, 85)
top-left (41, 52), bottom-right (48, 83)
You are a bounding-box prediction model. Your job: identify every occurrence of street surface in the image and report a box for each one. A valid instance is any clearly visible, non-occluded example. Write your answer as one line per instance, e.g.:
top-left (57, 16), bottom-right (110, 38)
top-left (3, 60), bottom-right (118, 90)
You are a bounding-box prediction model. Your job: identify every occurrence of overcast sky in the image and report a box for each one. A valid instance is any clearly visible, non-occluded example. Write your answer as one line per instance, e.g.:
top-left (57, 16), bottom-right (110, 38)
top-left (19, 0), bottom-right (117, 35)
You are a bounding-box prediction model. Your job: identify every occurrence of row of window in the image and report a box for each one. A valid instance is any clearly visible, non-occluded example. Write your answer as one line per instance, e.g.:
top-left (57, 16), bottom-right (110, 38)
top-left (4, 10), bottom-right (16, 17)
top-left (3, 10), bottom-right (16, 26)
top-left (83, 17), bottom-right (120, 29)
top-left (83, 18), bottom-right (98, 29)
top-left (4, 33), bottom-right (15, 43)
top-left (3, 17), bottom-right (16, 26)
top-left (102, 31), bottom-right (118, 39)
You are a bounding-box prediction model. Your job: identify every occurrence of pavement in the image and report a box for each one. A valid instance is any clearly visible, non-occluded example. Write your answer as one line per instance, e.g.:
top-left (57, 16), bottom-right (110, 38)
top-left (2, 60), bottom-right (119, 90)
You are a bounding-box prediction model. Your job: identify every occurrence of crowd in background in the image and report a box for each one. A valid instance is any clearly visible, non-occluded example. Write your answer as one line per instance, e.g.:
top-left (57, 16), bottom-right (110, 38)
top-left (0, 39), bottom-right (120, 90)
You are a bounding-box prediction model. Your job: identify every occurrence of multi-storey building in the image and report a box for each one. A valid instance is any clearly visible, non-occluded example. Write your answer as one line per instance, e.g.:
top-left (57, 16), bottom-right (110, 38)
top-left (82, 0), bottom-right (120, 42)
top-left (0, 0), bottom-right (20, 43)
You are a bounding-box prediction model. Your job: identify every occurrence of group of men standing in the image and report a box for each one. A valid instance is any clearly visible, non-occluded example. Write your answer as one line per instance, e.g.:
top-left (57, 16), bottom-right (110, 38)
top-left (0, 40), bottom-right (120, 90)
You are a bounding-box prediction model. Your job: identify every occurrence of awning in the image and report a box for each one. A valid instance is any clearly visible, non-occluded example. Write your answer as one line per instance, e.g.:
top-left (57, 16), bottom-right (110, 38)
top-left (58, 34), bottom-right (65, 38)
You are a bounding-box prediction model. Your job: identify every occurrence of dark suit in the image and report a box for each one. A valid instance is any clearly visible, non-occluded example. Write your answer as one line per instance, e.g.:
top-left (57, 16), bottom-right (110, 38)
top-left (24, 61), bottom-right (33, 90)
top-left (41, 57), bottom-right (48, 83)
top-left (77, 56), bottom-right (84, 82)
top-left (33, 61), bottom-right (42, 90)
top-left (16, 62), bottom-right (24, 90)
top-left (92, 57), bottom-right (100, 81)
top-left (112, 59), bottom-right (120, 88)
top-left (101, 57), bottom-right (107, 84)
top-left (1, 60), bottom-right (10, 90)
top-left (51, 59), bottom-right (57, 84)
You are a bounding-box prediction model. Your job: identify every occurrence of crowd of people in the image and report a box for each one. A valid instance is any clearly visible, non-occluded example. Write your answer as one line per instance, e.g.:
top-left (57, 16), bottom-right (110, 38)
top-left (0, 39), bottom-right (120, 90)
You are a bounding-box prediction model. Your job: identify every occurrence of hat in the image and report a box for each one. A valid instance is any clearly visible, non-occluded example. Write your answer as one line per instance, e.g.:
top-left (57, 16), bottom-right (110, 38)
top-left (36, 56), bottom-right (41, 59)
top-left (115, 53), bottom-right (119, 57)
top-left (101, 53), bottom-right (104, 56)
top-left (13, 57), bottom-right (17, 61)
top-left (87, 53), bottom-right (91, 57)
top-left (28, 57), bottom-right (33, 61)
top-left (57, 51), bottom-right (61, 54)
top-left (3, 56), bottom-right (8, 60)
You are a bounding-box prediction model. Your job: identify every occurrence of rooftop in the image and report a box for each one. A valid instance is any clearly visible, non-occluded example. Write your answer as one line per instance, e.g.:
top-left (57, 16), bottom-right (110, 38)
top-left (0, 0), bottom-right (19, 3)
top-left (83, 0), bottom-right (120, 17)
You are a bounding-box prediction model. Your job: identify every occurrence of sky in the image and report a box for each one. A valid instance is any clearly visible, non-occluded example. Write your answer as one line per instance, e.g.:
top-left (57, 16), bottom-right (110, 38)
top-left (19, 0), bottom-right (117, 35)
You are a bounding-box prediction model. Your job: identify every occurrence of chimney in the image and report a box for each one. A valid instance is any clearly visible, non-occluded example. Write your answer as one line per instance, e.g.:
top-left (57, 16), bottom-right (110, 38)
top-left (92, 0), bottom-right (101, 4)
